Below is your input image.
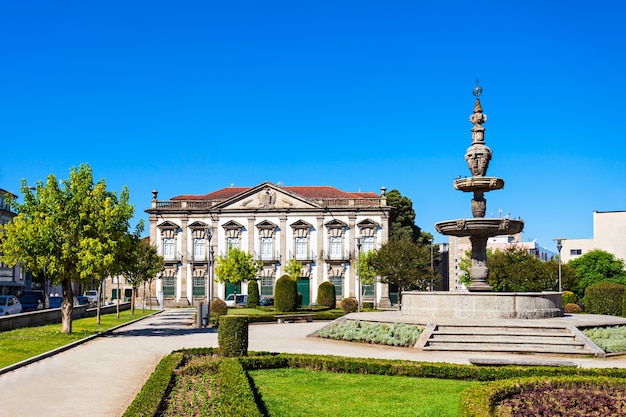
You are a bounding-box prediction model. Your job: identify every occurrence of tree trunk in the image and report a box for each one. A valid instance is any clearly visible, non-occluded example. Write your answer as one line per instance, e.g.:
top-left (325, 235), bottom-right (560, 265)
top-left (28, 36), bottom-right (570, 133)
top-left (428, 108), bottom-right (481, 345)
top-left (61, 278), bottom-right (74, 333)
top-left (96, 280), bottom-right (103, 325)
top-left (116, 277), bottom-right (120, 319)
top-left (130, 286), bottom-right (135, 315)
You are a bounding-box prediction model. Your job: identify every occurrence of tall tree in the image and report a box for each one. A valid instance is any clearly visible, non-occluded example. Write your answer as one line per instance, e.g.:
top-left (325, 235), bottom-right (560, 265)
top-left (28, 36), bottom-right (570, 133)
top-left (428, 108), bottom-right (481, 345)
top-left (284, 258), bottom-right (303, 281)
top-left (214, 248), bottom-right (262, 297)
top-left (368, 238), bottom-right (439, 309)
top-left (0, 164), bottom-right (135, 333)
top-left (386, 189), bottom-right (422, 243)
top-left (121, 236), bottom-right (164, 315)
top-left (568, 249), bottom-right (626, 298)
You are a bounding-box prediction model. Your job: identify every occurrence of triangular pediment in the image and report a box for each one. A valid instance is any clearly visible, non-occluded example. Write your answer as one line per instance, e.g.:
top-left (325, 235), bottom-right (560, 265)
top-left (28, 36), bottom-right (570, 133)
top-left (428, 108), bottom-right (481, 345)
top-left (325, 219), bottom-right (347, 229)
top-left (157, 221), bottom-right (179, 230)
top-left (213, 182), bottom-right (321, 210)
top-left (256, 220), bottom-right (278, 230)
top-left (290, 219), bottom-right (312, 229)
top-left (222, 220), bottom-right (244, 230)
top-left (357, 218), bottom-right (379, 229)
top-left (189, 221), bottom-right (208, 229)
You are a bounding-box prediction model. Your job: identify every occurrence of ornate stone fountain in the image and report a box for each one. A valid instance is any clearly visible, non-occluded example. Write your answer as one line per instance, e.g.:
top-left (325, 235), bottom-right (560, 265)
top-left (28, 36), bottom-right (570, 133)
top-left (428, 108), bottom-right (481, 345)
top-left (434, 83), bottom-right (524, 291)
top-left (400, 84), bottom-right (561, 320)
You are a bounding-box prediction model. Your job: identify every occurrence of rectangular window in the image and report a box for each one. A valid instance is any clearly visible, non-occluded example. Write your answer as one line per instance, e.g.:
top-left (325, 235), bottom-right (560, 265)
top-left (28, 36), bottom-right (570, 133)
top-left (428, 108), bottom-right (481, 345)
top-left (192, 276), bottom-right (206, 296)
top-left (570, 249), bottom-right (582, 256)
top-left (361, 236), bottom-right (374, 253)
top-left (261, 237), bottom-right (274, 260)
top-left (361, 282), bottom-right (374, 297)
top-left (329, 237), bottom-right (342, 260)
top-left (163, 238), bottom-right (175, 261)
top-left (329, 276), bottom-right (343, 297)
top-left (227, 237), bottom-right (239, 250)
top-left (295, 237), bottom-right (307, 260)
top-left (193, 238), bottom-right (205, 261)
top-left (261, 276), bottom-right (274, 296)
top-left (163, 276), bottom-right (175, 296)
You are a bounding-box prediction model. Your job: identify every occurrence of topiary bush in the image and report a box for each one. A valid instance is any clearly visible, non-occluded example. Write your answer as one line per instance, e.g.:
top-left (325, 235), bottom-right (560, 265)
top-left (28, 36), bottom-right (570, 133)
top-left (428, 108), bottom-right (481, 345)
top-left (562, 290), bottom-right (577, 305)
top-left (340, 297), bottom-right (358, 313)
top-left (210, 297), bottom-right (228, 325)
top-left (218, 315), bottom-right (249, 357)
top-left (275, 274), bottom-right (298, 312)
top-left (564, 303), bottom-right (582, 314)
top-left (246, 279), bottom-right (260, 308)
top-left (583, 281), bottom-right (626, 316)
top-left (317, 281), bottom-right (336, 308)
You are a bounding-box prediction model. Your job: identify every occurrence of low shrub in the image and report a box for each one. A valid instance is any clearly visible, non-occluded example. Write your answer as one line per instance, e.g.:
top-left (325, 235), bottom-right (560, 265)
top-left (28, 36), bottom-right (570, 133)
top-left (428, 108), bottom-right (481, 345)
top-left (247, 280), bottom-right (260, 308)
top-left (583, 326), bottom-right (626, 353)
top-left (317, 281), bottom-right (336, 308)
top-left (340, 297), bottom-right (358, 313)
top-left (319, 320), bottom-right (422, 347)
top-left (216, 358), bottom-right (263, 416)
top-left (564, 303), bottom-right (582, 314)
top-left (583, 281), bottom-right (626, 316)
top-left (562, 290), bottom-right (577, 305)
top-left (362, 301), bottom-right (374, 310)
top-left (210, 298), bottom-right (228, 324)
top-left (122, 352), bottom-right (184, 417)
top-left (459, 376), bottom-right (626, 417)
top-left (218, 315), bottom-right (249, 357)
top-left (275, 275), bottom-right (298, 312)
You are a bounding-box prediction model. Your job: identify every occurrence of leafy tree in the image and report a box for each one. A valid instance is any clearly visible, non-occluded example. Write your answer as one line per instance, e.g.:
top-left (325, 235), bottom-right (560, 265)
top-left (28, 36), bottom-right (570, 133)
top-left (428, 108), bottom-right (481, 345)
top-left (386, 189), bottom-right (422, 243)
top-left (368, 238), bottom-right (439, 309)
top-left (121, 236), bottom-right (164, 316)
top-left (284, 258), bottom-right (303, 281)
top-left (568, 249), bottom-right (626, 298)
top-left (358, 249), bottom-right (377, 304)
top-left (458, 246), bottom-right (579, 292)
top-left (0, 164), bottom-right (136, 333)
top-left (214, 248), bottom-right (262, 298)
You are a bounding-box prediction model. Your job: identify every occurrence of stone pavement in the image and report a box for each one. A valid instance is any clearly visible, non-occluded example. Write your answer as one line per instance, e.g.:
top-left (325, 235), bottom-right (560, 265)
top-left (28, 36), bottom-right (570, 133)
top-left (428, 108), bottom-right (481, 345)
top-left (1, 309), bottom-right (626, 417)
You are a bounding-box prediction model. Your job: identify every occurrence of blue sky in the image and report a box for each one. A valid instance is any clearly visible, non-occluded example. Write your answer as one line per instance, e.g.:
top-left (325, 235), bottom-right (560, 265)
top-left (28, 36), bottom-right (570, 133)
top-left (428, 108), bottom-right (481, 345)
top-left (1, 1), bottom-right (625, 252)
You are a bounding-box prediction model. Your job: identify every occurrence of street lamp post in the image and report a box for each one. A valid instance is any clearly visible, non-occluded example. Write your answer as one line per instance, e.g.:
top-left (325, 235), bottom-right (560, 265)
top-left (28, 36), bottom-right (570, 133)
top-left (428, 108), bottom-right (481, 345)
top-left (553, 238), bottom-right (565, 293)
top-left (356, 237), bottom-right (362, 313)
top-left (206, 228), bottom-right (213, 303)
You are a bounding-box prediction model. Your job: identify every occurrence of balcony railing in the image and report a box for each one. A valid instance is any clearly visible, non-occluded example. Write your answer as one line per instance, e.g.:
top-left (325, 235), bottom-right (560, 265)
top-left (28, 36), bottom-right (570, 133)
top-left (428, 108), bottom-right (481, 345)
top-left (254, 251), bottom-right (281, 263)
top-left (321, 249), bottom-right (351, 262)
top-left (289, 250), bottom-right (317, 262)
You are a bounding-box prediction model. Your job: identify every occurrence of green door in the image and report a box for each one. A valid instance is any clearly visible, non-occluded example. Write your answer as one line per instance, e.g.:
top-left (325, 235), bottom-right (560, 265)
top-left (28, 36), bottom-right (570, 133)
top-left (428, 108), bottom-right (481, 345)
top-left (297, 278), bottom-right (310, 307)
top-left (225, 282), bottom-right (241, 297)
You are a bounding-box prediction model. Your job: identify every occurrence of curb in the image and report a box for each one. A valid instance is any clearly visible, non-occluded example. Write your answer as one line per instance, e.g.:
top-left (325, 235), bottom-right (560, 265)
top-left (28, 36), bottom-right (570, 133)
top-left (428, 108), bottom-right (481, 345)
top-left (0, 310), bottom-right (163, 376)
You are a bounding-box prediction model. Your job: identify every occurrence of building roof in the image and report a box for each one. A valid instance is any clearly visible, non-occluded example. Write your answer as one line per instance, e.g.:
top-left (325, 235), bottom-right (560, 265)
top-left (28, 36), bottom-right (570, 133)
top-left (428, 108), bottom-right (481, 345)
top-left (172, 184), bottom-right (380, 202)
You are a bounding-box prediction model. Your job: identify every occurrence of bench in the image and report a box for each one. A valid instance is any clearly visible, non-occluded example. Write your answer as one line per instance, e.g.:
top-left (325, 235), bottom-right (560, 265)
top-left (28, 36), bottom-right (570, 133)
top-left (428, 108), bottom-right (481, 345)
top-left (275, 313), bottom-right (315, 324)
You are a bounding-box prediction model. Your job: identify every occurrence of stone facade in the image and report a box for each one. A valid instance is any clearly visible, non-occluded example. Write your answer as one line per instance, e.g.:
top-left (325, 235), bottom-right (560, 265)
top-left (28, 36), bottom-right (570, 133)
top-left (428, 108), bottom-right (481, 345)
top-left (146, 182), bottom-right (392, 307)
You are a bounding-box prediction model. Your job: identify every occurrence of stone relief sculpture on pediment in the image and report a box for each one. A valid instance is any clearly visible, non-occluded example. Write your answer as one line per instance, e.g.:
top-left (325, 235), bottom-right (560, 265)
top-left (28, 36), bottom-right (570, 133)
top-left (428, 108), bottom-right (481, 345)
top-left (216, 184), bottom-right (320, 210)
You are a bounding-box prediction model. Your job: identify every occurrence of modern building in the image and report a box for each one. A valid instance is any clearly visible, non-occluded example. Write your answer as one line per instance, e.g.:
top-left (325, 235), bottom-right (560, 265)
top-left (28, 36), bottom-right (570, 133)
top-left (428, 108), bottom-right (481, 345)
top-left (0, 189), bottom-right (28, 295)
top-left (444, 233), bottom-right (556, 291)
top-left (560, 211), bottom-right (626, 264)
top-left (146, 182), bottom-right (393, 308)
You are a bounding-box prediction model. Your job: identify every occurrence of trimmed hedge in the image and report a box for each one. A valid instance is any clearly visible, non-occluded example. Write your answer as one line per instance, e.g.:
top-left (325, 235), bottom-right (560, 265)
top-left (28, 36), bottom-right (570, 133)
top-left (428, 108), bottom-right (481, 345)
top-left (564, 303), bottom-right (582, 313)
top-left (125, 350), bottom-right (626, 417)
top-left (340, 297), bottom-right (358, 313)
top-left (216, 358), bottom-right (263, 417)
top-left (583, 281), bottom-right (626, 316)
top-left (218, 315), bottom-right (249, 357)
top-left (122, 352), bottom-right (184, 417)
top-left (317, 281), bottom-right (336, 308)
top-left (246, 280), bottom-right (260, 308)
top-left (275, 274), bottom-right (298, 312)
top-left (458, 376), bottom-right (626, 417)
top-left (210, 297), bottom-right (228, 324)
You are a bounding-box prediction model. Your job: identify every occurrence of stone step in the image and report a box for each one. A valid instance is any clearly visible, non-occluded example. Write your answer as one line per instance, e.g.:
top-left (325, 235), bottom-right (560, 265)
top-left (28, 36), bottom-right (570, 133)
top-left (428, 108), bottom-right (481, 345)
top-left (430, 334), bottom-right (583, 346)
top-left (433, 329), bottom-right (571, 338)
top-left (434, 326), bottom-right (570, 335)
top-left (423, 342), bottom-right (591, 354)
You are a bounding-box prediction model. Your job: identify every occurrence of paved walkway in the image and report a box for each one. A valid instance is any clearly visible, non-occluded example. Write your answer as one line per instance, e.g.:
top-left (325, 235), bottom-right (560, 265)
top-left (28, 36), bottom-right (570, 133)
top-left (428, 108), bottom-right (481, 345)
top-left (1, 309), bottom-right (626, 417)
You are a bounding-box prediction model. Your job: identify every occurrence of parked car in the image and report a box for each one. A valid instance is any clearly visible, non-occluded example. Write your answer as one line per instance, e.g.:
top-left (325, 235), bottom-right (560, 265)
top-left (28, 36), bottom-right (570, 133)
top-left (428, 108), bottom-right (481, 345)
top-left (84, 290), bottom-right (98, 305)
top-left (0, 295), bottom-right (23, 315)
top-left (225, 294), bottom-right (247, 307)
top-left (18, 292), bottom-right (44, 312)
top-left (75, 296), bottom-right (89, 306)
top-left (48, 296), bottom-right (62, 309)
top-left (259, 296), bottom-right (274, 306)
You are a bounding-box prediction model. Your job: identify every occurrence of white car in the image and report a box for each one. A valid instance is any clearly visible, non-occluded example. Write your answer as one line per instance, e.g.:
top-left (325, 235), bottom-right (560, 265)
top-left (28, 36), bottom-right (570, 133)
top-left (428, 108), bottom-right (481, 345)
top-left (0, 295), bottom-right (23, 315)
top-left (225, 294), bottom-right (247, 307)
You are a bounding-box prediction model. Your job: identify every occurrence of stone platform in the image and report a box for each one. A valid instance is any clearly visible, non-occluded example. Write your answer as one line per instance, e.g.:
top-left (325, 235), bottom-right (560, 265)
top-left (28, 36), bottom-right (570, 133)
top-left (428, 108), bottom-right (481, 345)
top-left (401, 291), bottom-right (562, 320)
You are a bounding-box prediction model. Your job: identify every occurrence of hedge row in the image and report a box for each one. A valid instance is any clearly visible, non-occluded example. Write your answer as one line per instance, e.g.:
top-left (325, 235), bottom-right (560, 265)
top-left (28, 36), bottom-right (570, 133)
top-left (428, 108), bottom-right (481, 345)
top-left (122, 351), bottom-right (184, 417)
top-left (216, 358), bottom-right (263, 417)
top-left (125, 351), bottom-right (626, 416)
top-left (458, 375), bottom-right (626, 417)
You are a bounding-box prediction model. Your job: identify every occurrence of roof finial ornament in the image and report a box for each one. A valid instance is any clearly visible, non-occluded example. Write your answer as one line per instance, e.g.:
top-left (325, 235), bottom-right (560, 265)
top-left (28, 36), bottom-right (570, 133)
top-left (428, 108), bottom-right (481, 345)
top-left (472, 78), bottom-right (482, 98)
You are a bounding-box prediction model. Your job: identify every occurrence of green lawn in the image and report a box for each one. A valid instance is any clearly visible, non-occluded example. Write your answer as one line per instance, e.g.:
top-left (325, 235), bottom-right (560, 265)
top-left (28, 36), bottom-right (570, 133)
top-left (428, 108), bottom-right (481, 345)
top-left (249, 368), bottom-right (478, 417)
top-left (0, 309), bottom-right (156, 369)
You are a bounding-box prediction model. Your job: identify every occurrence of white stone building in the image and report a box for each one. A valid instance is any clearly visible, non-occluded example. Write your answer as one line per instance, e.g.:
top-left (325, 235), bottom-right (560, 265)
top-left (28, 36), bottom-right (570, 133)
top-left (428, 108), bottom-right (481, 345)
top-left (560, 211), bottom-right (626, 264)
top-left (146, 182), bottom-right (392, 307)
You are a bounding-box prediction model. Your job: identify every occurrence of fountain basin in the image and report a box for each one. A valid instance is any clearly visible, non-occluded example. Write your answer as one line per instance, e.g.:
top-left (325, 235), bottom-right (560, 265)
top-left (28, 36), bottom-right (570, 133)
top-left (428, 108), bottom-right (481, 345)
top-left (453, 176), bottom-right (504, 193)
top-left (401, 291), bottom-right (563, 319)
top-left (435, 218), bottom-right (524, 237)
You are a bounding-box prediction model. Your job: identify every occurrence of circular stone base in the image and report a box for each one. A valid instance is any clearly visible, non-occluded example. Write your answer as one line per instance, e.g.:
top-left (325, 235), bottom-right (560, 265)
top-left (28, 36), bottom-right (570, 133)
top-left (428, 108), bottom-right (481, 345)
top-left (401, 291), bottom-right (563, 320)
